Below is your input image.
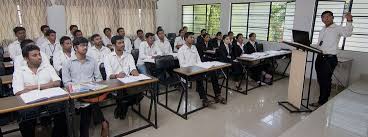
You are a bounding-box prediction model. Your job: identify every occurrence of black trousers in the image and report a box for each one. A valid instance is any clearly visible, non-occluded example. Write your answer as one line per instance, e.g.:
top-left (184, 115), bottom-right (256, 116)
top-left (249, 62), bottom-right (273, 82)
top-left (19, 111), bottom-right (67, 137)
top-left (315, 54), bottom-right (338, 105)
top-left (196, 71), bottom-right (221, 100)
top-left (79, 104), bottom-right (105, 137)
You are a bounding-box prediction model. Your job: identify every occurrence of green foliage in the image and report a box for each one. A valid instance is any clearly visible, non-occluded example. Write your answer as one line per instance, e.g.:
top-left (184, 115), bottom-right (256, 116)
top-left (269, 2), bottom-right (287, 42)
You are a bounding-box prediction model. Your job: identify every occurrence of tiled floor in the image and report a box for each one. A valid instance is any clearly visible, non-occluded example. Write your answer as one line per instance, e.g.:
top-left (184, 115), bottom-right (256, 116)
top-left (3, 78), bottom-right (343, 137)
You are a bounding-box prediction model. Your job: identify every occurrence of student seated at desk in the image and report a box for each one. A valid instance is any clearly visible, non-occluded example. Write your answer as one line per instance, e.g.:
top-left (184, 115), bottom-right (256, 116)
top-left (12, 44), bottom-right (67, 137)
top-left (174, 29), bottom-right (185, 52)
top-left (86, 34), bottom-right (111, 65)
top-left (137, 33), bottom-right (161, 75)
top-left (134, 29), bottom-right (145, 50)
top-left (244, 33), bottom-right (272, 84)
top-left (53, 36), bottom-right (73, 75)
top-left (154, 29), bottom-right (172, 55)
top-left (104, 35), bottom-right (143, 119)
top-left (217, 35), bottom-right (243, 87)
top-left (177, 32), bottom-right (225, 107)
top-left (62, 37), bottom-right (109, 137)
top-left (39, 29), bottom-right (62, 65)
top-left (8, 27), bottom-right (27, 60)
top-left (196, 33), bottom-right (213, 61)
top-left (209, 32), bottom-right (222, 49)
top-left (13, 39), bottom-right (50, 69)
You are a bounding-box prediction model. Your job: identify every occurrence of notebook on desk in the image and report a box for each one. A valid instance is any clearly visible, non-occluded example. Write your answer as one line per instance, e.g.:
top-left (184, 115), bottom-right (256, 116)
top-left (20, 87), bottom-right (68, 104)
top-left (118, 74), bottom-right (152, 83)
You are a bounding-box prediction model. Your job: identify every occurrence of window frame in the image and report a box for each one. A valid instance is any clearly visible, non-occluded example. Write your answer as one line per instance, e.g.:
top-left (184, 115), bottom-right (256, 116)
top-left (181, 3), bottom-right (221, 35)
top-left (230, 1), bottom-right (296, 41)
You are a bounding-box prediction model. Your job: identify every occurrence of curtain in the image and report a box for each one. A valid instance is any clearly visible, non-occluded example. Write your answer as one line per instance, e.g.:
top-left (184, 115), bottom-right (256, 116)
top-left (58, 0), bottom-right (156, 38)
top-left (141, 0), bottom-right (156, 34)
top-left (0, 0), bottom-right (19, 50)
top-left (19, 0), bottom-right (50, 40)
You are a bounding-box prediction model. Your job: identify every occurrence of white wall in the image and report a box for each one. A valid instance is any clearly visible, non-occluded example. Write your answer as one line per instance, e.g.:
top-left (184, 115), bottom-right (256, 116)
top-left (156, 0), bottom-right (178, 33)
top-left (47, 5), bottom-right (66, 40)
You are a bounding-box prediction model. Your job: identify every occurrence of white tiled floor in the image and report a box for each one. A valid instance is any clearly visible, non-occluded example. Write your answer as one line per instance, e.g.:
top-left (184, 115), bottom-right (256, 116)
top-left (4, 78), bottom-right (341, 137)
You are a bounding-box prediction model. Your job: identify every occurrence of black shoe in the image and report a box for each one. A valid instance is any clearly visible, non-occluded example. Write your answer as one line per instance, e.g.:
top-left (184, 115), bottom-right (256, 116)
top-left (202, 99), bottom-right (214, 107)
top-left (215, 96), bottom-right (226, 104)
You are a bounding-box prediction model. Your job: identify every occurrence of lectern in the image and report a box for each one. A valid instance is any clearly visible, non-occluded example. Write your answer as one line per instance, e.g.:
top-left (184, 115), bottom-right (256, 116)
top-left (279, 41), bottom-right (322, 113)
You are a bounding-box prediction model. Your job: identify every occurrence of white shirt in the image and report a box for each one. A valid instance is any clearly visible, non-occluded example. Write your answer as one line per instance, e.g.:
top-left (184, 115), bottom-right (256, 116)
top-left (40, 40), bottom-right (62, 59)
top-left (53, 50), bottom-right (73, 73)
top-left (154, 34), bottom-right (168, 41)
top-left (8, 40), bottom-right (22, 60)
top-left (237, 42), bottom-right (244, 53)
top-left (102, 35), bottom-right (112, 46)
top-left (177, 44), bottom-right (202, 67)
top-left (154, 39), bottom-right (172, 55)
top-left (317, 22), bottom-right (353, 55)
top-left (36, 36), bottom-right (47, 47)
top-left (134, 38), bottom-right (144, 49)
top-left (12, 63), bottom-right (60, 95)
top-left (13, 51), bottom-right (51, 70)
top-left (137, 41), bottom-right (161, 65)
top-left (249, 41), bottom-right (257, 51)
top-left (174, 36), bottom-right (185, 52)
top-left (86, 45), bottom-right (111, 65)
top-left (103, 52), bottom-right (137, 79)
top-left (123, 37), bottom-right (133, 54)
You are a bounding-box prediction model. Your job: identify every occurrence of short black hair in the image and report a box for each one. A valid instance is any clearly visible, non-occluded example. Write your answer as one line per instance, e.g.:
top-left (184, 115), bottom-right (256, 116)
top-left (72, 37), bottom-right (89, 46)
top-left (201, 29), bottom-right (206, 33)
top-left (20, 39), bottom-right (35, 49)
top-left (184, 32), bottom-right (194, 40)
top-left (103, 28), bottom-right (111, 34)
top-left (22, 44), bottom-right (40, 58)
top-left (45, 29), bottom-right (56, 36)
top-left (228, 31), bottom-right (234, 35)
top-left (179, 29), bottom-right (183, 34)
top-left (321, 11), bottom-right (334, 17)
top-left (157, 26), bottom-right (163, 30)
top-left (249, 33), bottom-right (256, 38)
top-left (13, 27), bottom-right (26, 34)
top-left (73, 30), bottom-right (82, 36)
top-left (156, 29), bottom-right (164, 35)
top-left (145, 32), bottom-right (155, 39)
top-left (203, 33), bottom-right (210, 38)
top-left (69, 25), bottom-right (78, 31)
top-left (90, 34), bottom-right (101, 41)
top-left (182, 26), bottom-right (188, 29)
top-left (216, 32), bottom-right (222, 36)
top-left (222, 35), bottom-right (229, 40)
top-left (60, 36), bottom-right (71, 45)
top-left (111, 35), bottom-right (124, 45)
top-left (236, 33), bottom-right (243, 39)
top-left (137, 29), bottom-right (143, 34)
top-left (117, 27), bottom-right (124, 33)
top-left (40, 25), bottom-right (49, 32)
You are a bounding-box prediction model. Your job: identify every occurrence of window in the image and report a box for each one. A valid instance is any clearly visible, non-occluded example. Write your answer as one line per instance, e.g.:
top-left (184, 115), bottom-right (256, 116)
top-left (230, 3), bottom-right (249, 36)
top-left (345, 0), bottom-right (368, 52)
top-left (312, 0), bottom-right (368, 52)
top-left (230, 1), bottom-right (295, 41)
top-left (282, 2), bottom-right (295, 42)
top-left (182, 4), bottom-right (221, 35)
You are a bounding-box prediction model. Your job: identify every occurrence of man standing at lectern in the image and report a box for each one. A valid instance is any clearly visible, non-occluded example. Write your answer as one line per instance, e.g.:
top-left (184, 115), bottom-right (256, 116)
top-left (310, 11), bottom-right (353, 107)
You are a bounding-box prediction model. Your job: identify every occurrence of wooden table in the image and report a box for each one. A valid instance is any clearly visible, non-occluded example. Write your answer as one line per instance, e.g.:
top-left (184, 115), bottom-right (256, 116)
top-left (236, 51), bottom-right (292, 95)
top-left (0, 75), bottom-right (12, 85)
top-left (0, 77), bottom-right (159, 137)
top-left (165, 63), bottom-right (231, 119)
top-left (68, 77), bottom-right (159, 137)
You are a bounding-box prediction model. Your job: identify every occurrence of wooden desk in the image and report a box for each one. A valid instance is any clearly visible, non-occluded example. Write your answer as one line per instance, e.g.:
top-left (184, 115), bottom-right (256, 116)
top-left (166, 63), bottom-right (231, 119)
top-left (3, 62), bottom-right (13, 68)
top-left (235, 51), bottom-right (292, 95)
top-left (0, 75), bottom-right (12, 85)
top-left (68, 77), bottom-right (159, 137)
top-left (174, 64), bottom-right (231, 76)
top-left (0, 95), bottom-right (69, 115)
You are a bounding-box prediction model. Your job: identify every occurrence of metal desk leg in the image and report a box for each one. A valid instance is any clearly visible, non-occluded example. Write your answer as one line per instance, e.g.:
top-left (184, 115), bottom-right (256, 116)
top-left (184, 76), bottom-right (189, 120)
top-left (225, 68), bottom-right (229, 103)
top-left (66, 99), bottom-right (75, 137)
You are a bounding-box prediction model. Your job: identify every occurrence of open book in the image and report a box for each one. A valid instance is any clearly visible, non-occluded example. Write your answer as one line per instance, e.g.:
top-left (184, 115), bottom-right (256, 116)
top-left (195, 61), bottom-right (226, 69)
top-left (71, 82), bottom-right (109, 93)
top-left (20, 87), bottom-right (68, 104)
top-left (118, 74), bottom-right (152, 83)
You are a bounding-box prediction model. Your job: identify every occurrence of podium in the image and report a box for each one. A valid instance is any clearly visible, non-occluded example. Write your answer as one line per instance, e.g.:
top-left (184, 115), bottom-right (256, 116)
top-left (278, 41), bottom-right (322, 113)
